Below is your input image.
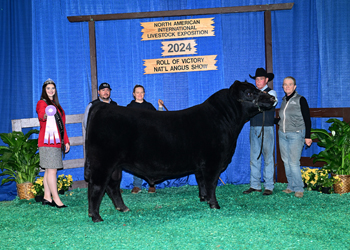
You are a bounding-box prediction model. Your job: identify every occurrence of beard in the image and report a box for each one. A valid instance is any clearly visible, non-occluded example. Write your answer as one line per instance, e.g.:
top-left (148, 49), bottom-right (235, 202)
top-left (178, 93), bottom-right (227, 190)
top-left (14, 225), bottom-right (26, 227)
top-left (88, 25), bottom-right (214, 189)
top-left (100, 95), bottom-right (110, 101)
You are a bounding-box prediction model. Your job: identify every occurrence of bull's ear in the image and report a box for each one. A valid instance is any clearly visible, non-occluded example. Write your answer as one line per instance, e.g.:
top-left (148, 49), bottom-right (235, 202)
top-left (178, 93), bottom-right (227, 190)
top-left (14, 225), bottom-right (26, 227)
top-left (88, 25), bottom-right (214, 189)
top-left (230, 80), bottom-right (240, 90)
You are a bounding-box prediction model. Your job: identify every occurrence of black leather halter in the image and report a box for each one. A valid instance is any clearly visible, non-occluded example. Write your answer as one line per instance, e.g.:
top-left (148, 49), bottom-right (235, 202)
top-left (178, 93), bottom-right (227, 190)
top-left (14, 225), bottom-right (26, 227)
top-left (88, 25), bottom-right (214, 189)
top-left (238, 91), bottom-right (263, 112)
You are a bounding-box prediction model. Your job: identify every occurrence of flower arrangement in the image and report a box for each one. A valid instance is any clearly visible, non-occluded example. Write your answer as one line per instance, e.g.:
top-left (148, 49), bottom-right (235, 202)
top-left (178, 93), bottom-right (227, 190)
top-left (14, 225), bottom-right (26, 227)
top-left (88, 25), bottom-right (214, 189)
top-left (57, 174), bottom-right (73, 192)
top-left (28, 174), bottom-right (73, 197)
top-left (301, 167), bottom-right (342, 191)
top-left (29, 176), bottom-right (44, 196)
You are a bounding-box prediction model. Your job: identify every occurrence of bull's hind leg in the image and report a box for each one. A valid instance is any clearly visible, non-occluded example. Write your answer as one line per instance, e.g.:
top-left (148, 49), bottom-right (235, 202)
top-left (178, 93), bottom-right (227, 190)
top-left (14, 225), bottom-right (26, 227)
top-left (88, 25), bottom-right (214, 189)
top-left (105, 168), bottom-right (130, 212)
top-left (195, 171), bottom-right (208, 202)
top-left (88, 181), bottom-right (109, 222)
top-left (88, 168), bottom-right (111, 222)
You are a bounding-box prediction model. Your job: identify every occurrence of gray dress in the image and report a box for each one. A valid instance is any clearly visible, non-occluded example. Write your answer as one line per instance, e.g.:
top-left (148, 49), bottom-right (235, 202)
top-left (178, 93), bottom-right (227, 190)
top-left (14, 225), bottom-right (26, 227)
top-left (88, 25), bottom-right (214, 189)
top-left (39, 147), bottom-right (63, 169)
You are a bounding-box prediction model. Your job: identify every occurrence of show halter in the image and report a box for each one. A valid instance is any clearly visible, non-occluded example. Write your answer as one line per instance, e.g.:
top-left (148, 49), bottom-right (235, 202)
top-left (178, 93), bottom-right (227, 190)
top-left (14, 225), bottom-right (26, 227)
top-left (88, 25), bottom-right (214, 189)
top-left (237, 91), bottom-right (263, 112)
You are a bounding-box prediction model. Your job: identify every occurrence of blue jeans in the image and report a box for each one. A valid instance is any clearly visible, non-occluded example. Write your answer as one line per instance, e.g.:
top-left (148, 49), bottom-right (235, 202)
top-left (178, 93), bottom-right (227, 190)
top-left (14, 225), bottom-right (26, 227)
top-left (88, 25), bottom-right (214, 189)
top-left (250, 126), bottom-right (275, 191)
top-left (133, 175), bottom-right (143, 189)
top-left (278, 129), bottom-right (305, 192)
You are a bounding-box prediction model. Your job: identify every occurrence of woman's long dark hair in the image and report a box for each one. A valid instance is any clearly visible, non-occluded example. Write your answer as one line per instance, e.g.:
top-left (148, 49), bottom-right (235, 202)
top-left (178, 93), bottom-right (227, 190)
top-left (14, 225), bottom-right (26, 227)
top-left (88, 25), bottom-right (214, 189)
top-left (40, 79), bottom-right (63, 114)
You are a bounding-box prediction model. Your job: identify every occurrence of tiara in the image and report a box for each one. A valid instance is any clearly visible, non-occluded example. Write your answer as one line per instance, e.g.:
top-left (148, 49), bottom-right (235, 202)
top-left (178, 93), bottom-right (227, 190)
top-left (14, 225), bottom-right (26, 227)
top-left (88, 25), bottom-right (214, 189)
top-left (44, 78), bottom-right (55, 85)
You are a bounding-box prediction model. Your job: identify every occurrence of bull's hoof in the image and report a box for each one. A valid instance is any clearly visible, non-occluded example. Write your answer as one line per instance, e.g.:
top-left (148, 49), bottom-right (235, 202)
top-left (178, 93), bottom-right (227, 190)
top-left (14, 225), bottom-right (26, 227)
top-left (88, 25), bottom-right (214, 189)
top-left (117, 206), bottom-right (130, 212)
top-left (209, 203), bottom-right (221, 209)
top-left (92, 215), bottom-right (104, 222)
top-left (199, 196), bottom-right (208, 202)
top-left (88, 212), bottom-right (92, 217)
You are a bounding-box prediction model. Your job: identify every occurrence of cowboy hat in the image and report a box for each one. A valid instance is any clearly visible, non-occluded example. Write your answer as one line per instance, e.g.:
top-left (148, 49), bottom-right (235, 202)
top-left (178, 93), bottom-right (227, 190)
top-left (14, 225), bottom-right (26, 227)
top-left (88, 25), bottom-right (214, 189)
top-left (249, 68), bottom-right (274, 82)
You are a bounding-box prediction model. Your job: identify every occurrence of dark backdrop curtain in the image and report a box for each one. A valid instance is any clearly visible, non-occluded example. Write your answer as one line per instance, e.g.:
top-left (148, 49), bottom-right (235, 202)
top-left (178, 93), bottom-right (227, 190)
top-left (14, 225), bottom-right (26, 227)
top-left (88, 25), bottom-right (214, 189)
top-left (0, 0), bottom-right (32, 201)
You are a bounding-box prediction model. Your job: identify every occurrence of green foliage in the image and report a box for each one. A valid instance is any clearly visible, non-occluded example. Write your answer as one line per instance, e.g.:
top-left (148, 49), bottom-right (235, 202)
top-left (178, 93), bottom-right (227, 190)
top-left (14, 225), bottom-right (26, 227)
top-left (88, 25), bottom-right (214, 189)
top-left (311, 118), bottom-right (350, 175)
top-left (0, 129), bottom-right (40, 184)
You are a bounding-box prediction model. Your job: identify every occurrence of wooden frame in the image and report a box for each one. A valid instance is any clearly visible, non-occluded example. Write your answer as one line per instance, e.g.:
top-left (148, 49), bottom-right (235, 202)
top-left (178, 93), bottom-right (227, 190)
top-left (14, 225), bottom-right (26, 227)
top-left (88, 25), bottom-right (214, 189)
top-left (11, 114), bottom-right (85, 171)
top-left (67, 3), bottom-right (294, 99)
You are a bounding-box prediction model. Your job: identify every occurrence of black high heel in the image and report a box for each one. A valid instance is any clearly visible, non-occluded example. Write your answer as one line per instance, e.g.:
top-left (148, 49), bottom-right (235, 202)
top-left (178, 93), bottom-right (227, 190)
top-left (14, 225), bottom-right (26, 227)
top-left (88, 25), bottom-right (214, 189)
top-left (52, 200), bottom-right (67, 208)
top-left (42, 199), bottom-right (54, 207)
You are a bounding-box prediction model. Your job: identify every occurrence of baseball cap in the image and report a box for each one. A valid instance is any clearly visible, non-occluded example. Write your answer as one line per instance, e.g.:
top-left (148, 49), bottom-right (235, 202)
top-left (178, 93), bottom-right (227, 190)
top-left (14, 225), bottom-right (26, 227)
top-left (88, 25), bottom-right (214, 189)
top-left (99, 82), bottom-right (112, 90)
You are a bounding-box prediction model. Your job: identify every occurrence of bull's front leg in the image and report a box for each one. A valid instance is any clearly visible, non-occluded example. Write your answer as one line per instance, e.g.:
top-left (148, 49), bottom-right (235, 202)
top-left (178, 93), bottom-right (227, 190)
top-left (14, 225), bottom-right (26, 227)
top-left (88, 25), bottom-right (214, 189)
top-left (207, 185), bottom-right (220, 209)
top-left (202, 169), bottom-right (221, 209)
top-left (105, 168), bottom-right (130, 212)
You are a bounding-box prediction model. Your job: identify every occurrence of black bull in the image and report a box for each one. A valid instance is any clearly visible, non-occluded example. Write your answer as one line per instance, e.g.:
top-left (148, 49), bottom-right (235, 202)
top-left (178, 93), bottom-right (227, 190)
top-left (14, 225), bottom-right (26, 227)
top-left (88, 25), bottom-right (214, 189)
top-left (85, 80), bottom-right (275, 222)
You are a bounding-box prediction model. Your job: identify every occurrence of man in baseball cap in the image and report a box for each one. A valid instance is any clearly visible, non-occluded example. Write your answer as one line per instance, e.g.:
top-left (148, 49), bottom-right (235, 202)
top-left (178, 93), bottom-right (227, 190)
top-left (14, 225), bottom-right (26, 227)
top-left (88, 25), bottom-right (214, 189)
top-left (83, 82), bottom-right (117, 129)
top-left (98, 82), bottom-right (112, 91)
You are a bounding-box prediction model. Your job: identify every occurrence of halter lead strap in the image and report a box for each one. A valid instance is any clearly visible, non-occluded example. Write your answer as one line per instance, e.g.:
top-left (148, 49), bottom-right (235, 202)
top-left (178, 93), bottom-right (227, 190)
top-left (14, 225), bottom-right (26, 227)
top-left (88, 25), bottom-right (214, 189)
top-left (237, 92), bottom-right (265, 160)
top-left (257, 111), bottom-right (265, 160)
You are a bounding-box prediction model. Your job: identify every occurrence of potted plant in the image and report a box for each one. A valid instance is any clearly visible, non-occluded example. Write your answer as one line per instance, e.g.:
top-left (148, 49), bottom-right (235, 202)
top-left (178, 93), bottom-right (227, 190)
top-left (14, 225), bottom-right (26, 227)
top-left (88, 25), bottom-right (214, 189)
top-left (301, 167), bottom-right (342, 193)
top-left (57, 174), bottom-right (73, 194)
top-left (310, 118), bottom-right (350, 193)
top-left (0, 129), bottom-right (41, 200)
top-left (29, 176), bottom-right (44, 202)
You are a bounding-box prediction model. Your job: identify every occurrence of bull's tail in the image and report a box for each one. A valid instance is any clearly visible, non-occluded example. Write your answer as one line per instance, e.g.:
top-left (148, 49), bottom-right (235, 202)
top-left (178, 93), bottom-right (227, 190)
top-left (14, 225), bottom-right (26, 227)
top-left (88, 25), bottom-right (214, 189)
top-left (84, 158), bottom-right (90, 182)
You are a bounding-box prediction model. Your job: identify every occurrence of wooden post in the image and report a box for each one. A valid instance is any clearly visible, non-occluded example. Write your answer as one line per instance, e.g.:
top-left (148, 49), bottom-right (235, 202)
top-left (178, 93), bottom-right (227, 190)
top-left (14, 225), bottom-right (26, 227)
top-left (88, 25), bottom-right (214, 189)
top-left (89, 21), bottom-right (98, 101)
top-left (264, 10), bottom-right (273, 89)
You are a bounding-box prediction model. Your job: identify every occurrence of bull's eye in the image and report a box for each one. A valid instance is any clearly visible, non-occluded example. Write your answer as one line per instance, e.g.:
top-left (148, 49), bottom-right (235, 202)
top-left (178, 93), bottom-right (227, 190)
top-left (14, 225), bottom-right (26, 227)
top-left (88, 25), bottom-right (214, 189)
top-left (247, 92), bottom-right (253, 97)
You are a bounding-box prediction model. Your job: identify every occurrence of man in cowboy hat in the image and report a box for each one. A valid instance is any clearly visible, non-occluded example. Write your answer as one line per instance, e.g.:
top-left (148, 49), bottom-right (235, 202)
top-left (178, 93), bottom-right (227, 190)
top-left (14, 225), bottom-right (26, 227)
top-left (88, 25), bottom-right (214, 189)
top-left (243, 68), bottom-right (278, 196)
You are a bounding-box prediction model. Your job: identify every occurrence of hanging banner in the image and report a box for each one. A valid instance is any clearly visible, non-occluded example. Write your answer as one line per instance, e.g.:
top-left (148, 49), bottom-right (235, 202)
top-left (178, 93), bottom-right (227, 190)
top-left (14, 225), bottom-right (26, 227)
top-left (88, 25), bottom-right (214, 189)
top-left (141, 18), bottom-right (215, 41)
top-left (143, 55), bottom-right (217, 74)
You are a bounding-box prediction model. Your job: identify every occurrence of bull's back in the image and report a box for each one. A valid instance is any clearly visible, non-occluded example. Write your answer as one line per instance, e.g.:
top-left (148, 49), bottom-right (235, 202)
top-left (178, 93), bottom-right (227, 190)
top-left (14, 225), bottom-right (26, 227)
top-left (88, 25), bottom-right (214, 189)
top-left (86, 103), bottom-right (230, 177)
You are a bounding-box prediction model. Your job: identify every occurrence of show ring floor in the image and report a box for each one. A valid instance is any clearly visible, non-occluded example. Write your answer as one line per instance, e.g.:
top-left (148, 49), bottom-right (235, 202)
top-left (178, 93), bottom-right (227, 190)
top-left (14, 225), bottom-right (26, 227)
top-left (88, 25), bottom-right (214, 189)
top-left (1, 183), bottom-right (349, 249)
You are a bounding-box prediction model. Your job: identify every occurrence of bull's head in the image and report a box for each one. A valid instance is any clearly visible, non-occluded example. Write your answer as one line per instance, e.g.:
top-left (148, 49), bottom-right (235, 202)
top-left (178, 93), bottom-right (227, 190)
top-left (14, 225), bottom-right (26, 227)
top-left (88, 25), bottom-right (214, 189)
top-left (230, 80), bottom-right (276, 112)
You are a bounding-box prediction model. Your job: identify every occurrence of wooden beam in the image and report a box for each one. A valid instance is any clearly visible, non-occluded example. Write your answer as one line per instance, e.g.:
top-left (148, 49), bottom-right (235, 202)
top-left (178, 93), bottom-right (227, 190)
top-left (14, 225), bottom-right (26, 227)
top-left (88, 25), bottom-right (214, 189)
top-left (68, 3), bottom-right (294, 22)
top-left (89, 21), bottom-right (98, 101)
top-left (63, 158), bottom-right (85, 169)
top-left (309, 108), bottom-right (350, 119)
